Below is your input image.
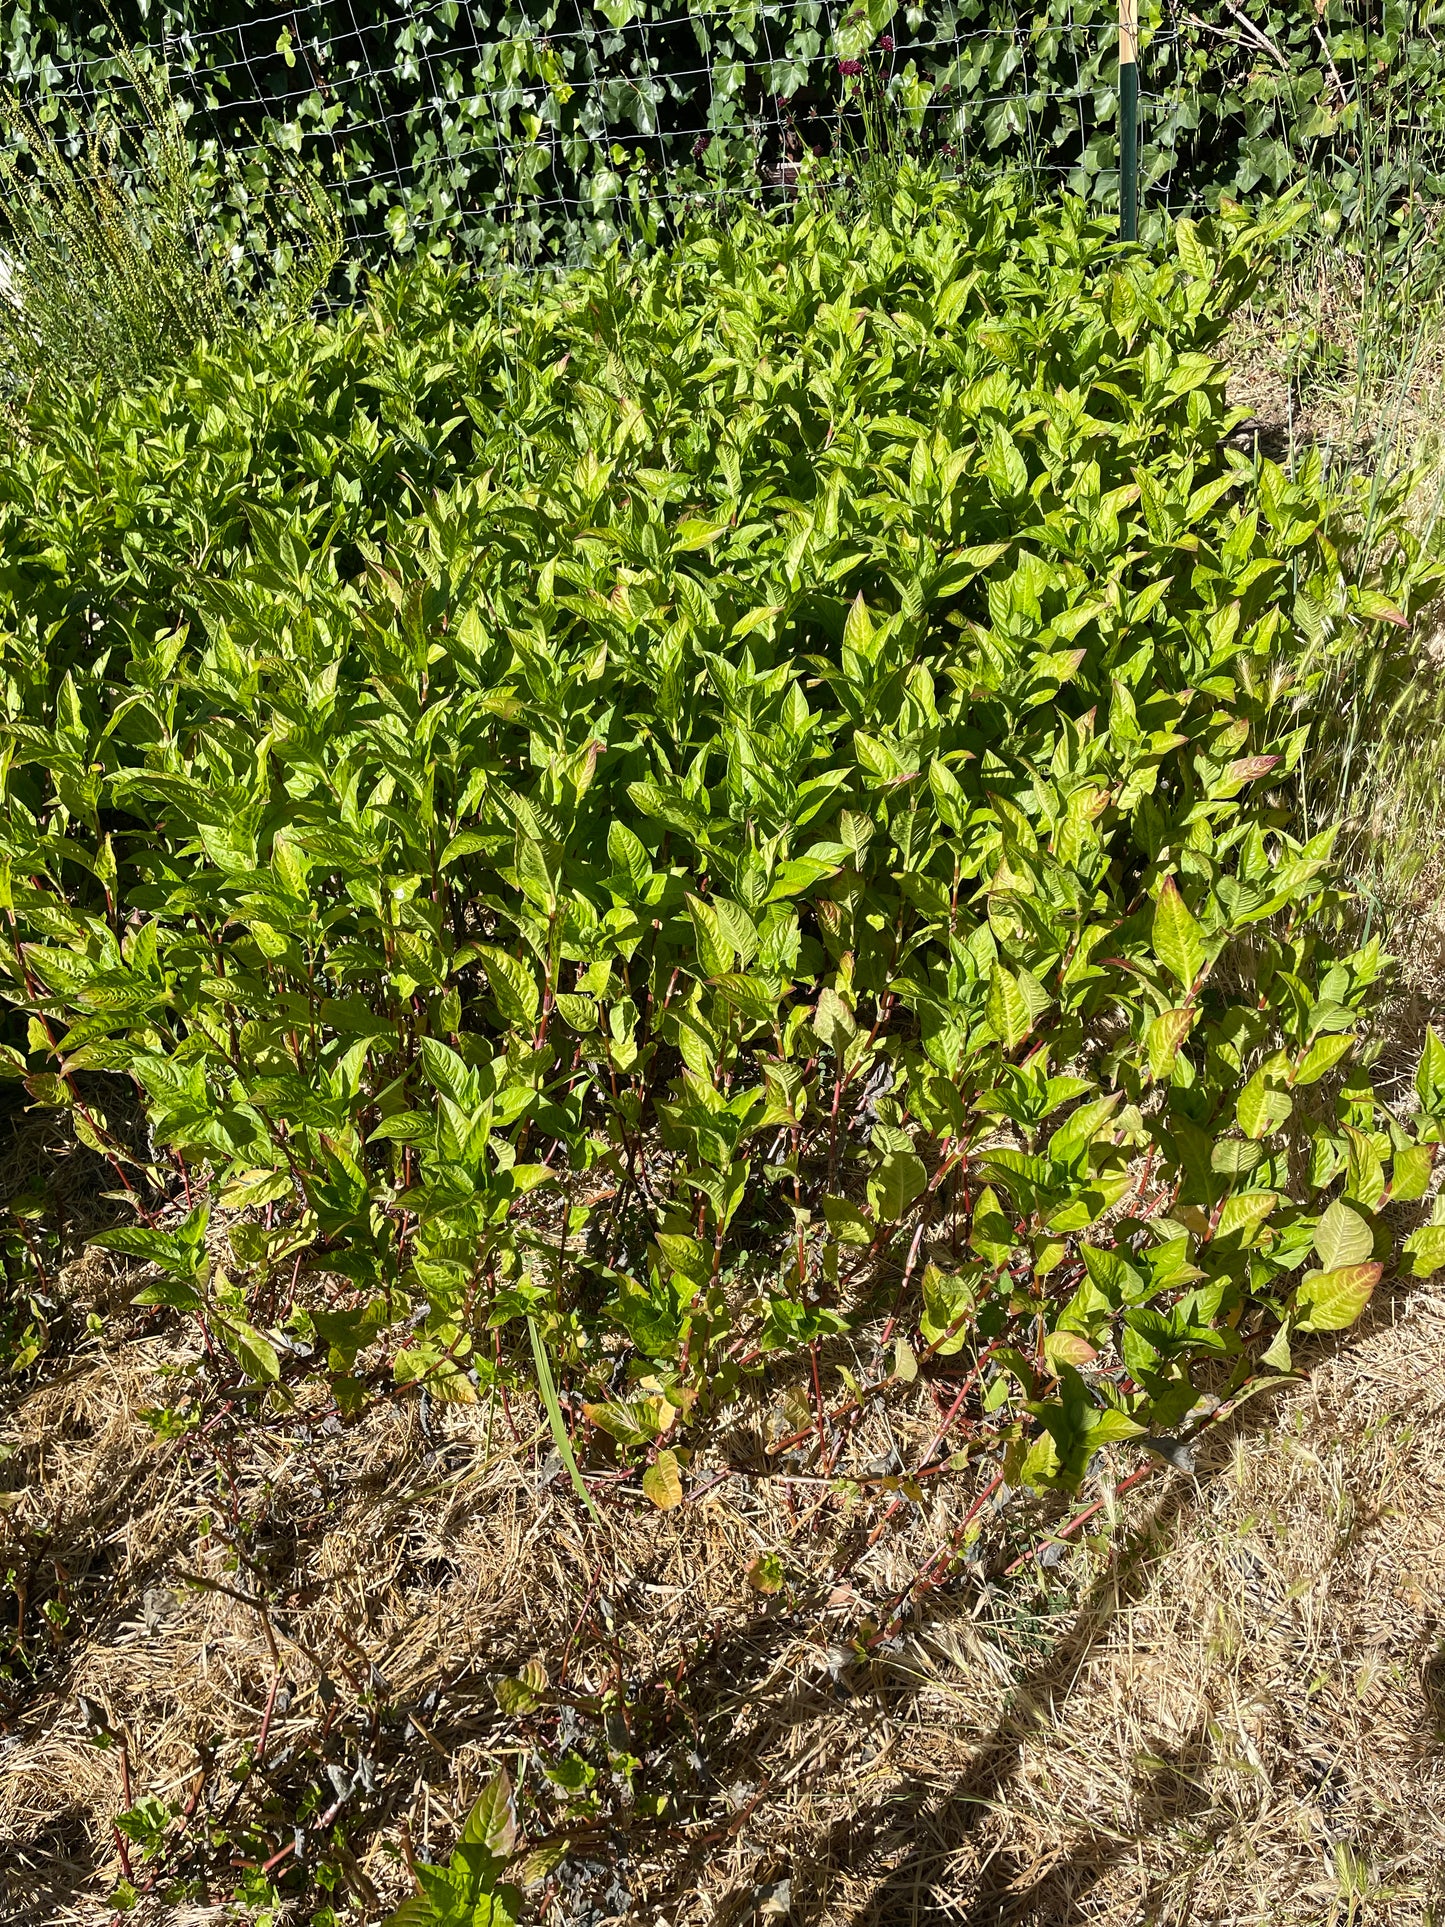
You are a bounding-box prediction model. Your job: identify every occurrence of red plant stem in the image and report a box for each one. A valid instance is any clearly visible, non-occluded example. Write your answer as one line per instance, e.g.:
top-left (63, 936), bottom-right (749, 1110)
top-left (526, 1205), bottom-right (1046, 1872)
top-left (1001, 1460), bottom-right (1156, 1577)
top-left (856, 1468), bottom-right (1006, 1602)
top-left (255, 1669), bottom-right (282, 1766)
top-left (808, 1341), bottom-right (828, 1459)
top-left (879, 1215), bottom-right (929, 1347)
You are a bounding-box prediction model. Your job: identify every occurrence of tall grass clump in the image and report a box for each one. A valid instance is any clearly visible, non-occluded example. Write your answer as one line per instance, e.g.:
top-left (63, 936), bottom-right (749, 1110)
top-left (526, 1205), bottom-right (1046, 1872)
top-left (1217, 18), bottom-right (1445, 963)
top-left (0, 40), bottom-right (339, 399)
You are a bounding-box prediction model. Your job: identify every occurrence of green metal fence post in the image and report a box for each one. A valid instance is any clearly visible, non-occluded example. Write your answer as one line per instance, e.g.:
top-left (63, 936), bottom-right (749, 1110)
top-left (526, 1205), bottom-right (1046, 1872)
top-left (1119, 0), bottom-right (1139, 241)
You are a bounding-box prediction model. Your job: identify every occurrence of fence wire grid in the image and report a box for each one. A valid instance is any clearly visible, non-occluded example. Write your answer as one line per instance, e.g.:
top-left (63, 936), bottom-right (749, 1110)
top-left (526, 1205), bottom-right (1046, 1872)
top-left (2, 0), bottom-right (1218, 267)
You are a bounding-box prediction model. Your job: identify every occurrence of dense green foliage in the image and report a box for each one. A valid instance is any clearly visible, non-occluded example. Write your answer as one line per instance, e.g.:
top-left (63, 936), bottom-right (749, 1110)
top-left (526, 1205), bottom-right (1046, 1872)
top-left (2, 172), bottom-right (1443, 1500)
top-left (5, 0), bottom-right (1443, 260)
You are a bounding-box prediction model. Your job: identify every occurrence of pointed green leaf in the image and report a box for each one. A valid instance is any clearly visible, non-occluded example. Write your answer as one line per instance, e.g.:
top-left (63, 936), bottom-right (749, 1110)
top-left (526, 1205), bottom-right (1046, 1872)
top-left (642, 1449), bottom-right (684, 1510)
top-left (985, 963), bottom-right (1032, 1050)
top-left (1404, 1224), bottom-right (1445, 1279)
top-left (1152, 875), bottom-right (1204, 992)
top-left (1417, 1028), bottom-right (1445, 1116)
top-left (1237, 1071), bottom-right (1292, 1140)
top-left (867, 1149), bottom-right (927, 1224)
top-left (460, 1766), bottom-right (517, 1857)
top-left (1312, 1200), bottom-right (1373, 1270)
top-left (1390, 1142), bottom-right (1434, 1202)
top-left (1295, 1261), bottom-right (1380, 1331)
top-left (1293, 1032), bottom-right (1354, 1086)
top-left (1147, 1006), bottom-right (1194, 1079)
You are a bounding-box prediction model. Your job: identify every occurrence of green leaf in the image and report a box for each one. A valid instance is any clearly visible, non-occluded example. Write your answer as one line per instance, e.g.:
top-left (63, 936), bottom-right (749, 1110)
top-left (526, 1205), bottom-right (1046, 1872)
top-left (867, 1149), bottom-right (927, 1224)
top-left (130, 1277), bottom-right (203, 1311)
top-left (380, 1896), bottom-right (438, 1926)
top-left (494, 1661), bottom-right (548, 1716)
top-left (812, 985), bottom-right (856, 1053)
top-left (1147, 1007), bottom-right (1194, 1079)
top-left (420, 1035), bottom-right (478, 1109)
top-left (460, 1766), bottom-right (517, 1856)
top-left (969, 1184), bottom-right (1015, 1265)
top-left (478, 945), bottom-right (540, 1027)
top-left (642, 1449), bottom-right (684, 1509)
top-left (1404, 1224), bottom-right (1445, 1279)
top-left (216, 1315), bottom-right (281, 1385)
top-left (920, 1263), bottom-right (977, 1355)
top-left (1342, 1125), bottom-right (1386, 1210)
top-left (1311, 1200), bottom-right (1373, 1270)
top-left (1293, 1032), bottom-right (1354, 1085)
top-left (1294, 1262), bottom-right (1380, 1332)
top-left (1417, 1028), bottom-right (1445, 1116)
top-left (655, 1232), bottom-right (711, 1284)
top-left (822, 1196), bottom-right (872, 1245)
top-left (218, 1167), bottom-right (294, 1211)
top-left (552, 991), bottom-right (598, 1031)
top-left (985, 963), bottom-right (1032, 1050)
top-left (1390, 1143), bottom-right (1434, 1202)
top-left (1236, 1071), bottom-right (1292, 1140)
top-left (1175, 216), bottom-right (1212, 279)
top-left (1047, 1093), bottom-right (1121, 1169)
top-left (672, 517), bottom-right (731, 552)
top-left (1152, 875), bottom-right (1204, 991)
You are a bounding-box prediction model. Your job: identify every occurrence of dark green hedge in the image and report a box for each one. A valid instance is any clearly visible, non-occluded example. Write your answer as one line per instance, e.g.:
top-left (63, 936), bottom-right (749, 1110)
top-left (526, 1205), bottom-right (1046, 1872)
top-left (3, 0), bottom-right (1443, 260)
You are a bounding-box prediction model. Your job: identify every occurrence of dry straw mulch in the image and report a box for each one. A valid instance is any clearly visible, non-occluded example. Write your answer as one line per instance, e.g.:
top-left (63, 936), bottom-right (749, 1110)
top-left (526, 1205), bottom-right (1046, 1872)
top-left (3, 1262), bottom-right (1445, 1927)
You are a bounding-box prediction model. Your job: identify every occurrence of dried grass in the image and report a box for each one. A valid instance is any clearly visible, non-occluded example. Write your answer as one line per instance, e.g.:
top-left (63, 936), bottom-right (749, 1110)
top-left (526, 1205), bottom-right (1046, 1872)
top-left (5, 1258), bottom-right (1445, 1926)
top-left (1223, 284), bottom-right (1445, 1064)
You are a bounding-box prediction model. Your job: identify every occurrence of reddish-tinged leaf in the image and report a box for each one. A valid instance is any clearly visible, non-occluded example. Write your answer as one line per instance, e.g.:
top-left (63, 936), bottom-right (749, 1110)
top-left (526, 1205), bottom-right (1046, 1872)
top-left (1224, 753), bottom-right (1280, 786)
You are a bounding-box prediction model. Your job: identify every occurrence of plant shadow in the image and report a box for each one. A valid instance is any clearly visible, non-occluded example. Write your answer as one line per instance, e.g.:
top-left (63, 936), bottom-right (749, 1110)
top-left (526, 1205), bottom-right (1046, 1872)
top-left (682, 1297), bottom-right (1421, 1927)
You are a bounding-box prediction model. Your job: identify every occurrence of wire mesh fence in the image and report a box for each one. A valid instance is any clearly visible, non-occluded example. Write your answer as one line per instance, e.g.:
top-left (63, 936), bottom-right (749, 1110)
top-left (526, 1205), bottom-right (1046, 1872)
top-left (2, 0), bottom-right (1213, 268)
top-left (5, 0), bottom-right (1445, 276)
